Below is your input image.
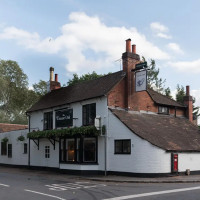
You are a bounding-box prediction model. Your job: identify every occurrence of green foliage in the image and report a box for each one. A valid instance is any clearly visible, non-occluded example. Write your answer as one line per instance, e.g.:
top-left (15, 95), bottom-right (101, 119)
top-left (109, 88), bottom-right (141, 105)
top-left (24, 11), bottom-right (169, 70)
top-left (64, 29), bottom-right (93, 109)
top-left (27, 125), bottom-right (106, 139)
top-left (164, 87), bottom-right (173, 99)
top-left (193, 97), bottom-right (200, 119)
top-left (0, 60), bottom-right (29, 124)
top-left (176, 84), bottom-right (185, 104)
top-left (0, 59), bottom-right (45, 124)
top-left (17, 135), bottom-right (25, 141)
top-left (1, 137), bottom-right (8, 143)
top-left (142, 57), bottom-right (166, 93)
top-left (175, 84), bottom-right (200, 118)
top-left (32, 80), bottom-right (47, 96)
top-left (67, 71), bottom-right (109, 86)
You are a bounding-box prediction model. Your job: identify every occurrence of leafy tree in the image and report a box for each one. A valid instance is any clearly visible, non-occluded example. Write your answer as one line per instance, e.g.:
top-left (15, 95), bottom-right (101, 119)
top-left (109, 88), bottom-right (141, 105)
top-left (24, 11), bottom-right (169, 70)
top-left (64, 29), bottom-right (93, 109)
top-left (164, 87), bottom-right (172, 99)
top-left (0, 60), bottom-right (43, 124)
top-left (192, 98), bottom-right (200, 119)
top-left (0, 60), bottom-right (29, 124)
top-left (67, 71), bottom-right (109, 86)
top-left (175, 84), bottom-right (200, 119)
top-left (33, 80), bottom-right (47, 96)
top-left (142, 57), bottom-right (166, 93)
top-left (176, 84), bottom-right (185, 104)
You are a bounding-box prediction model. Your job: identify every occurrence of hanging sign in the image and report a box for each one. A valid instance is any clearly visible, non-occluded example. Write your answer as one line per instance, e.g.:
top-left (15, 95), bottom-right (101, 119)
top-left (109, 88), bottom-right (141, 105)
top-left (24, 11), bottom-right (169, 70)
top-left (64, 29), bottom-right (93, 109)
top-left (56, 109), bottom-right (73, 128)
top-left (135, 70), bottom-right (147, 92)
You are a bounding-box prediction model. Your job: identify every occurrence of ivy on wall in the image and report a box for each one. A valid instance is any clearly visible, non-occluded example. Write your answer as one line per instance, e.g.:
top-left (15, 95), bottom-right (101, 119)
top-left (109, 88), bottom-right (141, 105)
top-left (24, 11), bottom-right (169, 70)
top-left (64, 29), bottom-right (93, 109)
top-left (27, 125), bottom-right (106, 139)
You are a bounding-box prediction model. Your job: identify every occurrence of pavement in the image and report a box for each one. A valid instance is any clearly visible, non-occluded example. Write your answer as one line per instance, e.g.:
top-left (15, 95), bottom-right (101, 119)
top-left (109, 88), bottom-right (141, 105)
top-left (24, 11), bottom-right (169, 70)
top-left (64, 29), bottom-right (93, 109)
top-left (1, 165), bottom-right (200, 183)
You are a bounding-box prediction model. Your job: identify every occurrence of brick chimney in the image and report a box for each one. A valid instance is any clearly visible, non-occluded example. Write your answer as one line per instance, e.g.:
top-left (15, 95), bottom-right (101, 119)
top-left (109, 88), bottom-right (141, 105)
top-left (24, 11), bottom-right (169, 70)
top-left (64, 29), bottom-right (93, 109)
top-left (184, 85), bottom-right (193, 123)
top-left (48, 67), bottom-right (61, 92)
top-left (122, 39), bottom-right (140, 109)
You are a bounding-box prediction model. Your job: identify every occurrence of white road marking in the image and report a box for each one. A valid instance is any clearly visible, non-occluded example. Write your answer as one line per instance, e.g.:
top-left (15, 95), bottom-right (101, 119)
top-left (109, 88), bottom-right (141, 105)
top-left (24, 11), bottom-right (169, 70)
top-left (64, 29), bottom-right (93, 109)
top-left (25, 189), bottom-right (66, 200)
top-left (0, 183), bottom-right (10, 187)
top-left (46, 182), bottom-right (106, 192)
top-left (103, 186), bottom-right (200, 200)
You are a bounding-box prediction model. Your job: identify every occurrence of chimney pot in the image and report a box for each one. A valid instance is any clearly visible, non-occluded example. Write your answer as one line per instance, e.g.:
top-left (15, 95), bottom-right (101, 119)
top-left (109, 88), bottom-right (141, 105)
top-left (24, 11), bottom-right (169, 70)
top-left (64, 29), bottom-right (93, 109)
top-left (55, 74), bottom-right (58, 82)
top-left (186, 85), bottom-right (190, 96)
top-left (126, 39), bottom-right (131, 52)
top-left (132, 44), bottom-right (136, 54)
top-left (50, 67), bottom-right (54, 81)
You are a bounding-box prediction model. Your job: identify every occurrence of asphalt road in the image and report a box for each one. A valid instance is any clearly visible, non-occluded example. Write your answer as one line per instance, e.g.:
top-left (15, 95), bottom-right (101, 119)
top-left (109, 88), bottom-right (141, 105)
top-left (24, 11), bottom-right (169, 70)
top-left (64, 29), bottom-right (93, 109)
top-left (1, 167), bottom-right (200, 200)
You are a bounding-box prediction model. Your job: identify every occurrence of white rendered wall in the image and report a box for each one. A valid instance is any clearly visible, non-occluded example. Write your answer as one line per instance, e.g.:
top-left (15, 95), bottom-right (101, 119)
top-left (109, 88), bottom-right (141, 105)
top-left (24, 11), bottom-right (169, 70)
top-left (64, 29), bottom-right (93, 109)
top-left (0, 129), bottom-right (28, 166)
top-left (29, 97), bottom-right (107, 169)
top-left (29, 97), bottom-right (108, 131)
top-left (178, 153), bottom-right (200, 172)
top-left (30, 138), bottom-right (59, 168)
top-left (107, 110), bottom-right (171, 174)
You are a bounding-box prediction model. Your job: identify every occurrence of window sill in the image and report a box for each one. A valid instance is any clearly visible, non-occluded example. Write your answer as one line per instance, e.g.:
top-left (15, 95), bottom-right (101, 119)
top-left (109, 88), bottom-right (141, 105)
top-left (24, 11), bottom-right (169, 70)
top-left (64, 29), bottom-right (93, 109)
top-left (60, 161), bottom-right (99, 165)
top-left (114, 153), bottom-right (131, 155)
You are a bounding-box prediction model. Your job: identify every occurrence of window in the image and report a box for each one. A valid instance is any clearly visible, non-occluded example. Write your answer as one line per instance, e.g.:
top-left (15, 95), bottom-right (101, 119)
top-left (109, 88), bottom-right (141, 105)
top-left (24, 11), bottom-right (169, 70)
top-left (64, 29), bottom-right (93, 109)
top-left (24, 143), bottom-right (27, 154)
top-left (158, 106), bottom-right (169, 115)
top-left (115, 140), bottom-right (131, 154)
top-left (60, 137), bottom-right (97, 163)
top-left (66, 139), bottom-right (75, 161)
top-left (45, 146), bottom-right (50, 158)
top-left (83, 138), bottom-right (96, 162)
top-left (56, 108), bottom-right (73, 128)
top-left (83, 103), bottom-right (96, 126)
top-left (1, 142), bottom-right (7, 155)
top-left (44, 112), bottom-right (53, 130)
top-left (8, 144), bottom-right (12, 158)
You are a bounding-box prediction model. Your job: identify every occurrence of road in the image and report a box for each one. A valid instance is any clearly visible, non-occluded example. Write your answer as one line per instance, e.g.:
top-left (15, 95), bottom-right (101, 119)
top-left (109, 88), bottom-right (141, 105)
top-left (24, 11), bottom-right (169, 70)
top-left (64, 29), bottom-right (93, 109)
top-left (0, 167), bottom-right (200, 200)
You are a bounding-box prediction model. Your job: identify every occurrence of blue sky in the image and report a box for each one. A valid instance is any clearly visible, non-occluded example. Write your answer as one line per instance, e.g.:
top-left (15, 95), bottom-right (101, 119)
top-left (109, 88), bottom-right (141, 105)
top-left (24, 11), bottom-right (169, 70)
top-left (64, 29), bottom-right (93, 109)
top-left (0, 0), bottom-right (200, 110)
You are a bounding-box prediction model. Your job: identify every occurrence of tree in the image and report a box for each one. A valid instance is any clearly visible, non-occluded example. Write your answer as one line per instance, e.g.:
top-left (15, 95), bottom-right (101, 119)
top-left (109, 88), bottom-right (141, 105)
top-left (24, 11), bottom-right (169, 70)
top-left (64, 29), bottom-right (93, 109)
top-left (176, 84), bottom-right (185, 104)
top-left (142, 57), bottom-right (166, 93)
top-left (0, 60), bottom-right (29, 124)
top-left (164, 87), bottom-right (172, 99)
top-left (175, 84), bottom-right (200, 119)
top-left (192, 98), bottom-right (200, 119)
top-left (33, 80), bottom-right (47, 96)
top-left (0, 60), bottom-right (45, 124)
top-left (67, 71), bottom-right (109, 86)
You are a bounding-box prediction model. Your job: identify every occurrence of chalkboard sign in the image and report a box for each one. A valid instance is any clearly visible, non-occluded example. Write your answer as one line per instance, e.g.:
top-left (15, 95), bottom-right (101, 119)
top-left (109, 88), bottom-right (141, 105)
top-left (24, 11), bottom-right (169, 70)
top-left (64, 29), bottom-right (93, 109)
top-left (56, 109), bottom-right (73, 128)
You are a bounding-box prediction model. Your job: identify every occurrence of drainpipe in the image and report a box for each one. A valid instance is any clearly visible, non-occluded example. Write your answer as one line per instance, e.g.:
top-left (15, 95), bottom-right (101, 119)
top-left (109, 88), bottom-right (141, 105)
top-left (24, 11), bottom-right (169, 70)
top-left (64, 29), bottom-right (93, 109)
top-left (28, 138), bottom-right (30, 167)
top-left (26, 113), bottom-right (31, 167)
top-left (104, 106), bottom-right (109, 176)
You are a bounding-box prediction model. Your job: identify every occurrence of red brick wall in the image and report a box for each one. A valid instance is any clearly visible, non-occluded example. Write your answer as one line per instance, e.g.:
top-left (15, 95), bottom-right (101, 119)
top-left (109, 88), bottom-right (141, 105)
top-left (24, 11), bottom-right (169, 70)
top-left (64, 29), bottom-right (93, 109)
top-left (169, 107), bottom-right (185, 117)
top-left (130, 91), bottom-right (157, 112)
top-left (108, 79), bottom-right (126, 108)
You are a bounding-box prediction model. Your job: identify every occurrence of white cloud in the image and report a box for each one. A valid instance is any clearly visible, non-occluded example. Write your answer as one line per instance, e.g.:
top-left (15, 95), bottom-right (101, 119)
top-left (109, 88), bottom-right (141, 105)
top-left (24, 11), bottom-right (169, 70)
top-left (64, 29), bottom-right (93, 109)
top-left (167, 43), bottom-right (184, 54)
top-left (168, 59), bottom-right (200, 73)
top-left (150, 22), bottom-right (168, 32)
top-left (150, 22), bottom-right (171, 39)
top-left (157, 33), bottom-right (172, 39)
top-left (0, 12), bottom-right (170, 75)
top-left (191, 90), bottom-right (200, 107)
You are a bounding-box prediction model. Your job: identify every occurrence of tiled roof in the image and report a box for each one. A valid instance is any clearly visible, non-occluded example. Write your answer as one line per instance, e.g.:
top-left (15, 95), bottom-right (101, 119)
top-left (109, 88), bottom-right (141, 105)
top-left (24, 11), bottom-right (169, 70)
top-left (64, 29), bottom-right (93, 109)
top-left (27, 71), bottom-right (126, 112)
top-left (0, 123), bottom-right (28, 133)
top-left (110, 108), bottom-right (200, 152)
top-left (147, 88), bottom-right (185, 108)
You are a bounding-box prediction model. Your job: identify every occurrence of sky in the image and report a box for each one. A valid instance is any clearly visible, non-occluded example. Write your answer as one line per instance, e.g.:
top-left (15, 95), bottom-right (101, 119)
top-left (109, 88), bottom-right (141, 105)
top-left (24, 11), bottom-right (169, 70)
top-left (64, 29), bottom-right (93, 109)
top-left (0, 0), bottom-right (200, 116)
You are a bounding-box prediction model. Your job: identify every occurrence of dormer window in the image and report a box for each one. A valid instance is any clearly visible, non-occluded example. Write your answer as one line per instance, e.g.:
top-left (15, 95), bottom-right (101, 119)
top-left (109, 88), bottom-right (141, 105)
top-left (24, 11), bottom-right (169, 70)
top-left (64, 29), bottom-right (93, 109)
top-left (158, 106), bottom-right (169, 115)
